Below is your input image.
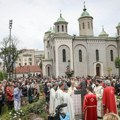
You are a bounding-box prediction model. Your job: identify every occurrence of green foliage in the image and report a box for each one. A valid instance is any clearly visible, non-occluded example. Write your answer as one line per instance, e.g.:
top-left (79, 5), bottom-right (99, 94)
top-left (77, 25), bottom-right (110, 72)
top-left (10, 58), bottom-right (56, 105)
top-left (0, 71), bottom-right (7, 81)
top-left (28, 99), bottom-right (46, 114)
top-left (65, 70), bottom-right (74, 78)
top-left (9, 109), bottom-right (25, 120)
top-left (0, 37), bottom-right (24, 79)
top-left (115, 57), bottom-right (120, 68)
top-left (39, 83), bottom-right (44, 93)
top-left (0, 97), bottom-right (47, 120)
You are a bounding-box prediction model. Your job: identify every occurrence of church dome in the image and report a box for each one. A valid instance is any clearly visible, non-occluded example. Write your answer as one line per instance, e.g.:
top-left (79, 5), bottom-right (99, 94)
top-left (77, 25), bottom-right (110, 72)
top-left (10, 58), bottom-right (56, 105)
top-left (80, 3), bottom-right (90, 17)
top-left (99, 27), bottom-right (108, 37)
top-left (55, 13), bottom-right (68, 23)
top-left (81, 10), bottom-right (90, 17)
top-left (57, 13), bottom-right (66, 22)
top-left (46, 27), bottom-right (55, 33)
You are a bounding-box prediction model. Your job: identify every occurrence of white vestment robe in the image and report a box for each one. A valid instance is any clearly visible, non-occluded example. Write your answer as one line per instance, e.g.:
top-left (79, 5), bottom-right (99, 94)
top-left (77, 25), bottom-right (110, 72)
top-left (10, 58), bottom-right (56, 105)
top-left (63, 92), bottom-right (75, 120)
top-left (54, 89), bottom-right (64, 113)
top-left (94, 85), bottom-right (103, 117)
top-left (49, 88), bottom-right (55, 114)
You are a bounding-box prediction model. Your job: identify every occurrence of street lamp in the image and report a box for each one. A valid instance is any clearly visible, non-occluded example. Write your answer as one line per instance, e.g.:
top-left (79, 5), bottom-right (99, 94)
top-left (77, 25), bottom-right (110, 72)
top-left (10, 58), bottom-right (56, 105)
top-left (8, 20), bottom-right (13, 80)
top-left (9, 20), bottom-right (13, 46)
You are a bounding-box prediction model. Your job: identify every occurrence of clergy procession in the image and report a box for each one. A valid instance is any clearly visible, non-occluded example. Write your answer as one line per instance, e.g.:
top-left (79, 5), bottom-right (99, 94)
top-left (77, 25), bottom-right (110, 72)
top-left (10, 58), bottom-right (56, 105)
top-left (46, 76), bottom-right (120, 120)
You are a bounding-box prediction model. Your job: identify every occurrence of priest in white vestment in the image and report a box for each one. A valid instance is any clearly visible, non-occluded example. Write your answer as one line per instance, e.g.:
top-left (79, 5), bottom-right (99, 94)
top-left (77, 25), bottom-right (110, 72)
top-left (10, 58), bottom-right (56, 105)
top-left (63, 85), bottom-right (75, 120)
top-left (68, 80), bottom-right (77, 96)
top-left (54, 82), bottom-right (64, 113)
top-left (49, 84), bottom-right (56, 114)
top-left (94, 79), bottom-right (103, 118)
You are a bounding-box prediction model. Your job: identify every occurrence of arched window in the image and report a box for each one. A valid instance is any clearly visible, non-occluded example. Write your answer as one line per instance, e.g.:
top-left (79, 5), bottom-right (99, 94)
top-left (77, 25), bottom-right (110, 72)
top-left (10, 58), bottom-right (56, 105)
top-left (57, 25), bottom-right (59, 32)
top-left (83, 22), bottom-right (85, 29)
top-left (66, 25), bottom-right (67, 32)
top-left (62, 25), bottom-right (64, 32)
top-left (62, 49), bottom-right (66, 62)
top-left (117, 29), bottom-right (119, 35)
top-left (88, 22), bottom-right (90, 29)
top-left (79, 24), bottom-right (81, 30)
top-left (48, 66), bottom-right (50, 76)
top-left (96, 49), bottom-right (99, 61)
top-left (110, 50), bottom-right (114, 61)
top-left (91, 22), bottom-right (93, 29)
top-left (79, 50), bottom-right (82, 62)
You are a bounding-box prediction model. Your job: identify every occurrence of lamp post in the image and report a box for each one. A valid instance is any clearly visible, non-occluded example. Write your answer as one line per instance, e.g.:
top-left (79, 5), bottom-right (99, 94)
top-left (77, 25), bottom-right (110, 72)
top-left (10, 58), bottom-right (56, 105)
top-left (8, 20), bottom-right (13, 80)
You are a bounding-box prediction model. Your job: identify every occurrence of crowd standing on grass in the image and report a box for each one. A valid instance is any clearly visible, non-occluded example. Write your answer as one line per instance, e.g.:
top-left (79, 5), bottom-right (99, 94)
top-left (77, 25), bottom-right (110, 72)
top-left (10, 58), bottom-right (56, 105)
top-left (0, 74), bottom-right (120, 120)
top-left (0, 75), bottom-right (41, 115)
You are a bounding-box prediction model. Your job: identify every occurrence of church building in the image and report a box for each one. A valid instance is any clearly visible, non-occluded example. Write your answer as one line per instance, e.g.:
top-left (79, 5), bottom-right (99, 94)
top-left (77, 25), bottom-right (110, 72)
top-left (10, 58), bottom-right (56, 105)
top-left (42, 4), bottom-right (120, 78)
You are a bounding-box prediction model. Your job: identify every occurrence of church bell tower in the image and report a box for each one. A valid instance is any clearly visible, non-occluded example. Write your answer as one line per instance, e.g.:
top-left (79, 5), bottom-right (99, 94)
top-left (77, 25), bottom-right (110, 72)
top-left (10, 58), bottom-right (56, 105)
top-left (78, 3), bottom-right (94, 36)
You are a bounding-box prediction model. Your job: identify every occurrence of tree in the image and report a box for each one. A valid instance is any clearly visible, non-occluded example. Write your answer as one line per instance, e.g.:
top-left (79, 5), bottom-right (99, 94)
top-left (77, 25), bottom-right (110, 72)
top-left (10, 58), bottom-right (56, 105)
top-left (115, 57), bottom-right (120, 77)
top-left (0, 36), bottom-right (23, 80)
top-left (0, 71), bottom-right (7, 81)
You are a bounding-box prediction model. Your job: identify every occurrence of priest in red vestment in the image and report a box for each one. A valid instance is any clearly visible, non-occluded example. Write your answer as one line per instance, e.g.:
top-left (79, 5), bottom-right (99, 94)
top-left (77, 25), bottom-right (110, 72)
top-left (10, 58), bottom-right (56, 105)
top-left (83, 86), bottom-right (97, 120)
top-left (102, 80), bottom-right (117, 114)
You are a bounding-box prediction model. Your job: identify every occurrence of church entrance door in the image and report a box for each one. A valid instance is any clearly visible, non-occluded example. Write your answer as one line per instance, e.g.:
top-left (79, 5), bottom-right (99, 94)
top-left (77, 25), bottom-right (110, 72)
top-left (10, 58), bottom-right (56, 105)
top-left (96, 63), bottom-right (101, 76)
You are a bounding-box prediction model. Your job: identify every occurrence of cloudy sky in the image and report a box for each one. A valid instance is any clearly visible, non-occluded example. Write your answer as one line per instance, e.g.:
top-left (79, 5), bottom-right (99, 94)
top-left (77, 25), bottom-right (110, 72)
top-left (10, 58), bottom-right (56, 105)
top-left (0, 0), bottom-right (120, 50)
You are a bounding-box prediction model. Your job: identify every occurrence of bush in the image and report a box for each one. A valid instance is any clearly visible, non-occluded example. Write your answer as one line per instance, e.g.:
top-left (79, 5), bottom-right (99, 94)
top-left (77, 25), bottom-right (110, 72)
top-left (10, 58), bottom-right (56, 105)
top-left (0, 97), bottom-right (47, 120)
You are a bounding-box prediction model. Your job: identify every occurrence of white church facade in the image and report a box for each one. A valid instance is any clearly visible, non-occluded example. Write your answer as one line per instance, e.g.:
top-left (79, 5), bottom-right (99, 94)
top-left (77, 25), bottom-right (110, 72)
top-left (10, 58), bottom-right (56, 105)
top-left (42, 5), bottom-right (120, 78)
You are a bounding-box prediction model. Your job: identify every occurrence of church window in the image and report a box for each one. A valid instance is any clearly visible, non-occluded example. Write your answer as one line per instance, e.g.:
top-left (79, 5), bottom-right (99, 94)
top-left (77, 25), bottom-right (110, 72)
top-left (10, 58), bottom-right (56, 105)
top-left (66, 25), bottom-right (67, 32)
top-left (62, 49), bottom-right (66, 62)
top-left (24, 63), bottom-right (27, 65)
top-left (62, 25), bottom-right (64, 32)
top-left (96, 49), bottom-right (99, 61)
top-left (83, 22), bottom-right (85, 29)
top-left (48, 52), bottom-right (49, 58)
top-left (57, 25), bottom-right (59, 32)
top-left (110, 50), bottom-right (114, 61)
top-left (48, 66), bottom-right (50, 76)
top-left (118, 29), bottom-right (119, 35)
top-left (88, 22), bottom-right (90, 29)
top-left (91, 22), bottom-right (93, 29)
top-left (79, 50), bottom-right (82, 62)
top-left (80, 24), bottom-right (81, 30)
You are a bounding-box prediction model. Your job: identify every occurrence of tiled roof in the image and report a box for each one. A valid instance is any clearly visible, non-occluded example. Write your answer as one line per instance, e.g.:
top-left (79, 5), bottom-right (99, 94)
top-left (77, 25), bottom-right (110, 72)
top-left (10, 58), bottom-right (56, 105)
top-left (15, 65), bottom-right (41, 74)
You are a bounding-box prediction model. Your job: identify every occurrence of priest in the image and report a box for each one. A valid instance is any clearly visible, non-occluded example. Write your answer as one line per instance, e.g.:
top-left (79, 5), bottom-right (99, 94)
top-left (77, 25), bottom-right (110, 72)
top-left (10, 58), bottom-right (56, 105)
top-left (63, 84), bottom-right (75, 120)
top-left (83, 86), bottom-right (97, 120)
top-left (102, 80), bottom-right (117, 114)
top-left (49, 83), bottom-right (56, 114)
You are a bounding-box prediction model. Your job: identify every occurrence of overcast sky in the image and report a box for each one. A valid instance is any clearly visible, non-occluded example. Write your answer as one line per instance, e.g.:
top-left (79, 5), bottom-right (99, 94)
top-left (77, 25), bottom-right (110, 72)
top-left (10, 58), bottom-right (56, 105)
top-left (0, 0), bottom-right (120, 50)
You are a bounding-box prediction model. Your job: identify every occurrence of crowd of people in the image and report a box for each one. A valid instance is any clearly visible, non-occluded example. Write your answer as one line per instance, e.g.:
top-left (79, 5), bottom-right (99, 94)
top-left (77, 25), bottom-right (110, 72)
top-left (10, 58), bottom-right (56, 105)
top-left (44, 75), bottom-right (120, 120)
top-left (0, 75), bottom-right (120, 120)
top-left (0, 76), bottom-right (41, 114)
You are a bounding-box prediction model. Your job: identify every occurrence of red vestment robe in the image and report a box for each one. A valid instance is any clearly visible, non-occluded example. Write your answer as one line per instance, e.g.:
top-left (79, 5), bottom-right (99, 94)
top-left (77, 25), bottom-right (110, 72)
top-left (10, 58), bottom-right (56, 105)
top-left (102, 86), bottom-right (117, 114)
top-left (83, 93), bottom-right (97, 120)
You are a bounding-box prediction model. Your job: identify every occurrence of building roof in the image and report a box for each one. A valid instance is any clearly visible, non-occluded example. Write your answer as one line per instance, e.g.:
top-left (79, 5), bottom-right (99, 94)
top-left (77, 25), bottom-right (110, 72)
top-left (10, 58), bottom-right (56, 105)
top-left (57, 13), bottom-right (66, 22)
top-left (15, 65), bottom-right (41, 74)
top-left (54, 13), bottom-right (68, 24)
top-left (99, 27), bottom-right (108, 37)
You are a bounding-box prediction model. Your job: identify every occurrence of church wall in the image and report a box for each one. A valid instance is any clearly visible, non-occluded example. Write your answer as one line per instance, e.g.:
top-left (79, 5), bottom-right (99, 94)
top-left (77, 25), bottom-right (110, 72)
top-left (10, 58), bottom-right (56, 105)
top-left (106, 42), bottom-right (118, 76)
top-left (58, 45), bottom-right (70, 77)
top-left (55, 38), bottom-right (73, 77)
top-left (73, 44), bottom-right (87, 77)
top-left (86, 40), bottom-right (107, 76)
